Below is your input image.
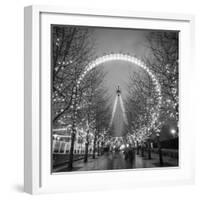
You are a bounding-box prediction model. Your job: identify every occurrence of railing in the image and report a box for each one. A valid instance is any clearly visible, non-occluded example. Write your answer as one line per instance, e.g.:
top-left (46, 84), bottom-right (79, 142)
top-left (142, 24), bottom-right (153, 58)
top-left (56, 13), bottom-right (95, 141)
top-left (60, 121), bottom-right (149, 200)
top-left (151, 148), bottom-right (178, 159)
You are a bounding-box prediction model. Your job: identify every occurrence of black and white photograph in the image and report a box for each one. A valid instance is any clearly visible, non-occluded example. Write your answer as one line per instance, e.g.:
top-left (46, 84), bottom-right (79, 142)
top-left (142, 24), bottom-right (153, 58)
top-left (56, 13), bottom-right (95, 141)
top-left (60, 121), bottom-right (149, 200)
top-left (51, 25), bottom-right (179, 173)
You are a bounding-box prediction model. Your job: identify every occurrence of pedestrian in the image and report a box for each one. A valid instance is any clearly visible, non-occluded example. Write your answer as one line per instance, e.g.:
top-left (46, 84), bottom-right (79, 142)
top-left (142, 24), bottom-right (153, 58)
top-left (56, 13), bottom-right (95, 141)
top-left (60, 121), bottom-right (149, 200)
top-left (124, 148), bottom-right (128, 160)
top-left (128, 147), bottom-right (133, 163)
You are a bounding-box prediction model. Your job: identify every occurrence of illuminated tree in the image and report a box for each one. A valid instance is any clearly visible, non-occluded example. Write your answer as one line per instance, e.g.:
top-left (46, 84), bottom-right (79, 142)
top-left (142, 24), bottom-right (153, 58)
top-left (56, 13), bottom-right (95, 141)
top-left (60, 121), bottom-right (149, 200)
top-left (145, 31), bottom-right (179, 125)
top-left (77, 67), bottom-right (110, 161)
top-left (125, 68), bottom-right (158, 140)
top-left (52, 25), bottom-right (94, 127)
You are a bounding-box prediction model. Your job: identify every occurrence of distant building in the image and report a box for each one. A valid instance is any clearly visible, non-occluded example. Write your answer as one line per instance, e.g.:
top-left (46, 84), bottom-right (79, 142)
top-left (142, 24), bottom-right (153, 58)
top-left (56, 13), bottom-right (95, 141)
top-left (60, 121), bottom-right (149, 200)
top-left (52, 127), bottom-right (94, 155)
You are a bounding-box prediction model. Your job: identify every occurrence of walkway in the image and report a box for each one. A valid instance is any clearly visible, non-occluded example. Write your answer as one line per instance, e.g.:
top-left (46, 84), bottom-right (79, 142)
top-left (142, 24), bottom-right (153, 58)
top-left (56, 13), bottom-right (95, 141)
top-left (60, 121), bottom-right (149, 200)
top-left (54, 150), bottom-right (178, 172)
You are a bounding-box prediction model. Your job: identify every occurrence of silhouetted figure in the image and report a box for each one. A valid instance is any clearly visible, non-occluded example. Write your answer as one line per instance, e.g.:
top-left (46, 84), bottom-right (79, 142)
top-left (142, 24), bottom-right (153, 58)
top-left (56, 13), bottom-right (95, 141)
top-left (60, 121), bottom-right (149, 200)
top-left (128, 147), bottom-right (135, 163)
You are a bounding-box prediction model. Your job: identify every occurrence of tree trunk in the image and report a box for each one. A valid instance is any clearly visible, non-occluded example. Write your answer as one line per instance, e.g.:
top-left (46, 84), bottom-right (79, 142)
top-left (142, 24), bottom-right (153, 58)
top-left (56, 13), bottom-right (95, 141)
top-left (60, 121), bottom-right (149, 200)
top-left (84, 142), bottom-right (89, 163)
top-left (68, 87), bottom-right (77, 171)
top-left (68, 128), bottom-right (76, 170)
top-left (92, 133), bottom-right (97, 159)
top-left (84, 131), bottom-right (89, 163)
top-left (136, 141), bottom-right (139, 155)
top-left (141, 144), bottom-right (144, 157)
top-left (159, 148), bottom-right (163, 165)
top-left (97, 141), bottom-right (100, 156)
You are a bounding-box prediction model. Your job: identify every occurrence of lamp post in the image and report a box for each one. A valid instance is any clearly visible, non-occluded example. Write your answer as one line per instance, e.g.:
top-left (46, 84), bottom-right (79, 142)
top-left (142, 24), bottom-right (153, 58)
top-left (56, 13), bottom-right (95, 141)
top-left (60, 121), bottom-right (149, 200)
top-left (156, 132), bottom-right (163, 166)
top-left (141, 141), bottom-right (144, 157)
top-left (148, 139), bottom-right (152, 160)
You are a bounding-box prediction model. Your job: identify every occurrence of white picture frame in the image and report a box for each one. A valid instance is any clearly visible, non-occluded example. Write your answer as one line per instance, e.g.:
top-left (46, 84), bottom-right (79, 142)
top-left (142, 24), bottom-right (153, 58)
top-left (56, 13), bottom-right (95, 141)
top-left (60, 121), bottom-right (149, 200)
top-left (24, 5), bottom-right (195, 194)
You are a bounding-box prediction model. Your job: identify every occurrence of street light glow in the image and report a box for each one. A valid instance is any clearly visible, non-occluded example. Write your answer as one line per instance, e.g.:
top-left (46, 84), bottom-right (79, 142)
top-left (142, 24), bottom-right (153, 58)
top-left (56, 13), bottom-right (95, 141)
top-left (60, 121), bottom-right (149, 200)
top-left (171, 128), bottom-right (176, 135)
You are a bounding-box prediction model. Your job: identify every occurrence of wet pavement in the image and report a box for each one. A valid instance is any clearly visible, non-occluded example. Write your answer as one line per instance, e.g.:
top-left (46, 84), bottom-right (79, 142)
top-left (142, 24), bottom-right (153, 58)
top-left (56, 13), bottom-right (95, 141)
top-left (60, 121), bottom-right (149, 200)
top-left (54, 150), bottom-right (178, 172)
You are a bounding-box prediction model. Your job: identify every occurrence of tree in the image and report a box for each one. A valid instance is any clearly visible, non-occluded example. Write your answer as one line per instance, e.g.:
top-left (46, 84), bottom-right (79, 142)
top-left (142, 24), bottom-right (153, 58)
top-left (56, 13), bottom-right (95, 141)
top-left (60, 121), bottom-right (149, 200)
top-left (77, 67), bottom-right (110, 161)
top-left (52, 25), bottom-right (96, 170)
top-left (125, 68), bottom-right (158, 141)
top-left (52, 25), bottom-right (94, 127)
top-left (145, 31), bottom-right (179, 125)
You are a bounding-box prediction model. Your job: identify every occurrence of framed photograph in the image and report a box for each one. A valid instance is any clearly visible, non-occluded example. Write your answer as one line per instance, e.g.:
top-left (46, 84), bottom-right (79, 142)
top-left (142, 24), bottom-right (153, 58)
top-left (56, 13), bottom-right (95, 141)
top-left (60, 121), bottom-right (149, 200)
top-left (24, 5), bottom-right (195, 194)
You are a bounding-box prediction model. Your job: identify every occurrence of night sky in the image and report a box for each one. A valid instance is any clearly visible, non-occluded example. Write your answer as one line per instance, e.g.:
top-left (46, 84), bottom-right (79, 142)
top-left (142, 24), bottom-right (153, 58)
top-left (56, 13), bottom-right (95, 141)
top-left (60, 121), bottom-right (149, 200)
top-left (92, 27), bottom-right (150, 101)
